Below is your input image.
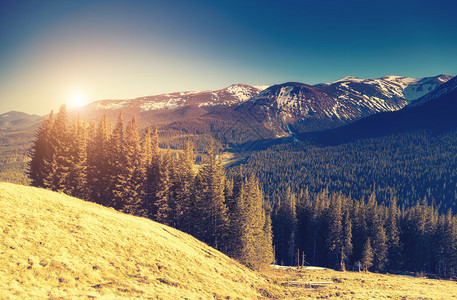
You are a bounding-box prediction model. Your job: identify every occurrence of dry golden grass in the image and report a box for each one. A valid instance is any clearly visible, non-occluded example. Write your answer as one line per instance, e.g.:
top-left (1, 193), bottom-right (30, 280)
top-left (1, 182), bottom-right (456, 299)
top-left (0, 182), bottom-right (272, 299)
top-left (259, 267), bottom-right (457, 299)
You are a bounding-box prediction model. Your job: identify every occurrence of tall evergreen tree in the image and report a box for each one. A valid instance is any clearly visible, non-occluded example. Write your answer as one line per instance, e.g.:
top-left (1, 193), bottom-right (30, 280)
top-left (43, 105), bottom-right (72, 193)
top-left (119, 116), bottom-right (145, 216)
top-left (67, 117), bottom-right (88, 199)
top-left (341, 196), bottom-right (353, 270)
top-left (195, 140), bottom-right (229, 250)
top-left (361, 238), bottom-right (374, 272)
top-left (29, 111), bottom-right (55, 188)
top-left (155, 149), bottom-right (172, 224)
top-left (107, 112), bottom-right (125, 208)
top-left (145, 126), bottom-right (162, 218)
top-left (366, 193), bottom-right (387, 271)
top-left (386, 196), bottom-right (402, 271)
top-left (87, 114), bottom-right (111, 205)
top-left (173, 141), bottom-right (196, 231)
top-left (273, 186), bottom-right (297, 265)
top-left (238, 175), bottom-right (274, 270)
top-left (326, 193), bottom-right (343, 269)
top-left (226, 166), bottom-right (245, 258)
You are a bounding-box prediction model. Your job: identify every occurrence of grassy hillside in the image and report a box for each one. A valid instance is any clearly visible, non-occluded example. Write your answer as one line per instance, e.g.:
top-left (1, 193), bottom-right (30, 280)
top-left (1, 182), bottom-right (456, 299)
top-left (0, 182), bottom-right (273, 299)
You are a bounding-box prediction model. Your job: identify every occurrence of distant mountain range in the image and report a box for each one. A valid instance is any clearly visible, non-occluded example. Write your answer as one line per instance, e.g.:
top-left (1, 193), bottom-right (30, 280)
top-left (242, 74), bottom-right (452, 134)
top-left (1, 74), bottom-right (453, 147)
top-left (310, 75), bottom-right (457, 144)
top-left (0, 111), bottom-right (42, 131)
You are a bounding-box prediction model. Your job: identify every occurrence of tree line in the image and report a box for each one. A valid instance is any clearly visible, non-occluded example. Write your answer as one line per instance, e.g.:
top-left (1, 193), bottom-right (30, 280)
top-left (272, 187), bottom-right (457, 277)
top-left (28, 105), bottom-right (273, 270)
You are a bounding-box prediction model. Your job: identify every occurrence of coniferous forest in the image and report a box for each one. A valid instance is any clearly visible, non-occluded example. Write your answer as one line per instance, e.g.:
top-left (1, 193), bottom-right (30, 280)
top-left (28, 105), bottom-right (457, 277)
top-left (28, 105), bottom-right (274, 270)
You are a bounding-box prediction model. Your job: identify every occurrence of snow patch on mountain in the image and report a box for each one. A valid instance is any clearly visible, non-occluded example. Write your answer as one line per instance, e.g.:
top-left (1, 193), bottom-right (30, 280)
top-left (90, 84), bottom-right (269, 111)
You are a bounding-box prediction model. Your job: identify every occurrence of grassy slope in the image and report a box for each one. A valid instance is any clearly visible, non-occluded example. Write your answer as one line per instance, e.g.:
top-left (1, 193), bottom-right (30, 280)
top-left (0, 182), bottom-right (272, 299)
top-left (262, 268), bottom-right (457, 299)
top-left (1, 182), bottom-right (456, 299)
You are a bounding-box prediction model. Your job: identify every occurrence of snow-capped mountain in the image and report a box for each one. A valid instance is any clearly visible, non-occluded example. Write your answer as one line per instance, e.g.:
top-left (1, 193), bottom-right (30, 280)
top-left (312, 75), bottom-right (457, 144)
top-left (88, 84), bottom-right (269, 112)
top-left (408, 75), bottom-right (457, 107)
top-left (402, 75), bottom-right (452, 101)
top-left (241, 75), bottom-right (452, 135)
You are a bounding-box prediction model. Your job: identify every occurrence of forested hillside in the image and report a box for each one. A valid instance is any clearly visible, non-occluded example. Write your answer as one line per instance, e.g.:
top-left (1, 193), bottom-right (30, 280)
top-left (0, 130), bottom-right (34, 185)
top-left (271, 187), bottom-right (457, 276)
top-left (236, 129), bottom-right (457, 213)
top-left (27, 105), bottom-right (457, 278)
top-left (28, 105), bottom-right (274, 270)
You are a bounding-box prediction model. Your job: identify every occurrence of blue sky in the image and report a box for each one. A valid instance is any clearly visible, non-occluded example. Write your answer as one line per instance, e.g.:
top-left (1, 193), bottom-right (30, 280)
top-left (1, 0), bottom-right (456, 115)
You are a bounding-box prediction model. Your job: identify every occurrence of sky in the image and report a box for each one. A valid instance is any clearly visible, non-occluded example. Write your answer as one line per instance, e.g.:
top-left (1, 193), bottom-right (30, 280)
top-left (1, 0), bottom-right (457, 115)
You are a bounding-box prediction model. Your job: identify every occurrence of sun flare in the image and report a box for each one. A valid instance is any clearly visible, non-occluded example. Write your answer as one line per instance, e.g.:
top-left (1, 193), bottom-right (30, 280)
top-left (68, 92), bottom-right (87, 108)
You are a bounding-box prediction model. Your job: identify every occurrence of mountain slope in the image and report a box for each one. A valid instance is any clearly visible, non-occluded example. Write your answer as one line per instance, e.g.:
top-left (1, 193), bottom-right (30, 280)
top-left (242, 75), bottom-right (452, 135)
top-left (0, 183), bottom-right (273, 298)
top-left (0, 111), bottom-right (42, 132)
top-left (312, 75), bottom-right (457, 144)
top-left (85, 84), bottom-right (269, 114)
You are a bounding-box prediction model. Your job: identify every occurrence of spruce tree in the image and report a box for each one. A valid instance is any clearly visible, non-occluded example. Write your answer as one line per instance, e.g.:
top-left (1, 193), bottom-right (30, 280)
top-left (366, 193), bottom-right (387, 271)
top-left (87, 114), bottom-right (111, 205)
top-left (173, 141), bottom-right (196, 231)
top-left (44, 105), bottom-right (72, 193)
top-left (195, 140), bottom-right (229, 250)
top-left (107, 112), bottom-right (125, 208)
top-left (29, 111), bottom-right (55, 188)
top-left (155, 149), bottom-right (172, 224)
top-left (241, 175), bottom-right (274, 270)
top-left (341, 196), bottom-right (353, 271)
top-left (67, 117), bottom-right (88, 199)
top-left (386, 196), bottom-right (402, 271)
top-left (273, 186), bottom-right (297, 265)
top-left (326, 193), bottom-right (343, 269)
top-left (226, 166), bottom-right (245, 258)
top-left (119, 116), bottom-right (145, 216)
top-left (361, 238), bottom-right (374, 272)
top-left (145, 126), bottom-right (162, 218)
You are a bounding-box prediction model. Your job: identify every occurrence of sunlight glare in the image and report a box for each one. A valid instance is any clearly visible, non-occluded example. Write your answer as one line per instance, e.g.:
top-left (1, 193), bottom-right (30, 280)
top-left (68, 92), bottom-right (87, 108)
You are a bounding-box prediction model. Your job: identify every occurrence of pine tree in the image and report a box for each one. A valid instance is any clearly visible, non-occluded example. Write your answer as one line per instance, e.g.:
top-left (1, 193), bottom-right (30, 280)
top-left (386, 196), bottom-right (402, 271)
top-left (241, 175), bottom-right (274, 270)
top-left (226, 166), bottom-right (245, 258)
top-left (145, 126), bottom-right (162, 218)
top-left (43, 105), bottom-right (72, 193)
top-left (155, 149), bottom-right (172, 224)
top-left (119, 116), bottom-right (145, 216)
top-left (273, 186), bottom-right (297, 265)
top-left (327, 193), bottom-right (343, 269)
top-left (173, 141), bottom-right (196, 231)
top-left (262, 201), bottom-right (275, 267)
top-left (87, 114), bottom-right (111, 205)
top-left (195, 140), bottom-right (229, 250)
top-left (295, 188), bottom-right (311, 267)
top-left (29, 111), bottom-right (55, 188)
top-left (361, 238), bottom-right (374, 272)
top-left (107, 112), bottom-right (125, 208)
top-left (341, 196), bottom-right (353, 271)
top-left (366, 193), bottom-right (387, 272)
top-left (67, 117), bottom-right (88, 199)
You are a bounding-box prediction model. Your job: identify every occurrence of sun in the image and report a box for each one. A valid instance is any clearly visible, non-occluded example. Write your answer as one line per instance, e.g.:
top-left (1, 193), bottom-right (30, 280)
top-left (68, 92), bottom-right (87, 108)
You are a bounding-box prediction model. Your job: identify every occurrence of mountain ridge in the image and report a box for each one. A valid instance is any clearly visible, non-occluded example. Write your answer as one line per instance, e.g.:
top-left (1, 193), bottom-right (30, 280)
top-left (308, 75), bottom-right (457, 144)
